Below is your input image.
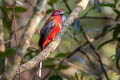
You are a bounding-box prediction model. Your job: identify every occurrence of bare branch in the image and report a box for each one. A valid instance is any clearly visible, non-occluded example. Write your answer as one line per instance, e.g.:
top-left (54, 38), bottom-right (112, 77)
top-left (64, 59), bottom-right (98, 77)
top-left (80, 16), bottom-right (115, 20)
top-left (0, 17), bottom-right (5, 52)
top-left (80, 25), bottom-right (110, 80)
top-left (9, 0), bottom-right (18, 47)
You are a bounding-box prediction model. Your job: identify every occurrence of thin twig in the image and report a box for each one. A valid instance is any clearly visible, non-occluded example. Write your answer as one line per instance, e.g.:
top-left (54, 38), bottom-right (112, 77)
top-left (80, 25), bottom-right (109, 80)
top-left (24, 0), bottom-right (34, 8)
top-left (1, 39), bottom-right (15, 45)
top-left (9, 1), bottom-right (17, 47)
top-left (0, 15), bottom-right (5, 52)
top-left (64, 59), bottom-right (98, 77)
top-left (67, 32), bottom-right (80, 43)
top-left (80, 16), bottom-right (115, 21)
top-left (69, 25), bottom-right (115, 58)
top-left (12, 1), bottom-right (18, 46)
top-left (79, 49), bottom-right (96, 70)
top-left (62, 0), bottom-right (72, 13)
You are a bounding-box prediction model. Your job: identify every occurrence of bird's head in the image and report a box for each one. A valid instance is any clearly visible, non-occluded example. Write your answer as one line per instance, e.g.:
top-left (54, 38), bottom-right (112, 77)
top-left (52, 10), bottom-right (64, 16)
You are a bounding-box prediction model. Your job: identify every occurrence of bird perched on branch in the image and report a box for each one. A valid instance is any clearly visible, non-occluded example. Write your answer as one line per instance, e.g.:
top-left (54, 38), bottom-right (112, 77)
top-left (38, 10), bottom-right (64, 79)
top-left (38, 9), bottom-right (64, 50)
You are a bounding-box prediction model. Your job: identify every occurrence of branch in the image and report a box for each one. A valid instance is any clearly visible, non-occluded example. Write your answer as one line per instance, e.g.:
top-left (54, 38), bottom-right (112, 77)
top-left (80, 25), bottom-right (110, 80)
top-left (9, 1), bottom-right (18, 47)
top-left (2, 0), bottom-right (48, 80)
top-left (64, 59), bottom-right (98, 77)
top-left (62, 0), bottom-right (72, 13)
top-left (80, 16), bottom-right (115, 21)
top-left (21, 37), bottom-right (61, 73)
top-left (0, 16), bottom-right (5, 52)
top-left (20, 0), bottom-right (89, 74)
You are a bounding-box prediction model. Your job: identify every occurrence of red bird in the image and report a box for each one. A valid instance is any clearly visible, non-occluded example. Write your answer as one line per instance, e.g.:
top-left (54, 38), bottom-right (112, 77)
top-left (39, 10), bottom-right (64, 49)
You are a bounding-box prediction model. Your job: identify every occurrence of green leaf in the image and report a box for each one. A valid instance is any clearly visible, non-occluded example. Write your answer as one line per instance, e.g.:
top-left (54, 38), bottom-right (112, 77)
top-left (113, 29), bottom-right (120, 40)
top-left (87, 76), bottom-right (95, 80)
top-left (114, 0), bottom-right (118, 5)
top-left (46, 8), bottom-right (54, 14)
top-left (1, 7), bottom-right (12, 11)
top-left (57, 64), bottom-right (69, 70)
top-left (2, 16), bottom-right (10, 28)
top-left (0, 48), bottom-right (15, 59)
top-left (45, 58), bottom-right (55, 63)
top-left (0, 0), bottom-right (6, 5)
top-left (98, 39), bottom-right (114, 49)
top-left (113, 9), bottom-right (120, 15)
top-left (55, 52), bottom-right (69, 58)
top-left (102, 25), bottom-right (112, 34)
top-left (50, 0), bottom-right (58, 3)
top-left (48, 0), bottom-right (58, 7)
top-left (80, 72), bottom-right (85, 80)
top-left (112, 9), bottom-right (120, 18)
top-left (1, 6), bottom-right (27, 13)
top-left (49, 75), bottom-right (63, 80)
top-left (1, 6), bottom-right (10, 28)
top-left (44, 58), bottom-right (55, 69)
top-left (75, 73), bottom-right (79, 80)
top-left (15, 6), bottom-right (27, 12)
top-left (44, 63), bottom-right (55, 69)
top-left (96, 3), bottom-right (115, 8)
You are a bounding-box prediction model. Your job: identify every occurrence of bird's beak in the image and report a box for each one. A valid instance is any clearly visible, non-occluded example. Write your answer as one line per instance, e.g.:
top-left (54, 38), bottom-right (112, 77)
top-left (59, 11), bottom-right (64, 15)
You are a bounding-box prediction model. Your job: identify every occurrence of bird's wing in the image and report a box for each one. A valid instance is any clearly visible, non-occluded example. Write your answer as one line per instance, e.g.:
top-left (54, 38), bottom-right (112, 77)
top-left (39, 18), bottom-right (56, 48)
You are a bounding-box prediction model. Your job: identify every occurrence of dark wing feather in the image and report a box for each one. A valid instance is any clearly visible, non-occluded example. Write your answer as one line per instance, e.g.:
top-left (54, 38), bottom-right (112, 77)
top-left (39, 20), bottom-right (56, 48)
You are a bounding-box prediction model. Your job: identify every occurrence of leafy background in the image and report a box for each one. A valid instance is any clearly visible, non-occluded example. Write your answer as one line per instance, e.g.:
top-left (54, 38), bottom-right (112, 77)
top-left (0, 0), bottom-right (120, 80)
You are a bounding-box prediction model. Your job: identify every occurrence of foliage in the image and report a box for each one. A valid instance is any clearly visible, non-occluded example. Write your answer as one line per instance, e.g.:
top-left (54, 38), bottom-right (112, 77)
top-left (49, 74), bottom-right (63, 80)
top-left (0, 48), bottom-right (15, 59)
top-left (0, 5), bottom-right (27, 29)
top-left (0, 0), bottom-right (120, 80)
top-left (95, 0), bottom-right (120, 71)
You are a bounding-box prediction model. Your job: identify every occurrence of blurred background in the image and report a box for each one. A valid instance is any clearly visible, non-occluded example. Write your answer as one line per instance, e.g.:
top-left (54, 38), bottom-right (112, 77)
top-left (0, 0), bottom-right (120, 80)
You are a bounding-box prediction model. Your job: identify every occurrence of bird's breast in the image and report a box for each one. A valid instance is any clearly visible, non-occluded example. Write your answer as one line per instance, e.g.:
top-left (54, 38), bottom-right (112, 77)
top-left (48, 25), bottom-right (61, 40)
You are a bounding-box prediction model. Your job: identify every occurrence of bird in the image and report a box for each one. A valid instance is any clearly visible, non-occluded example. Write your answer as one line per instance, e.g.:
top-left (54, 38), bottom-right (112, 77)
top-left (38, 10), bottom-right (64, 79)
top-left (38, 9), bottom-right (64, 50)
